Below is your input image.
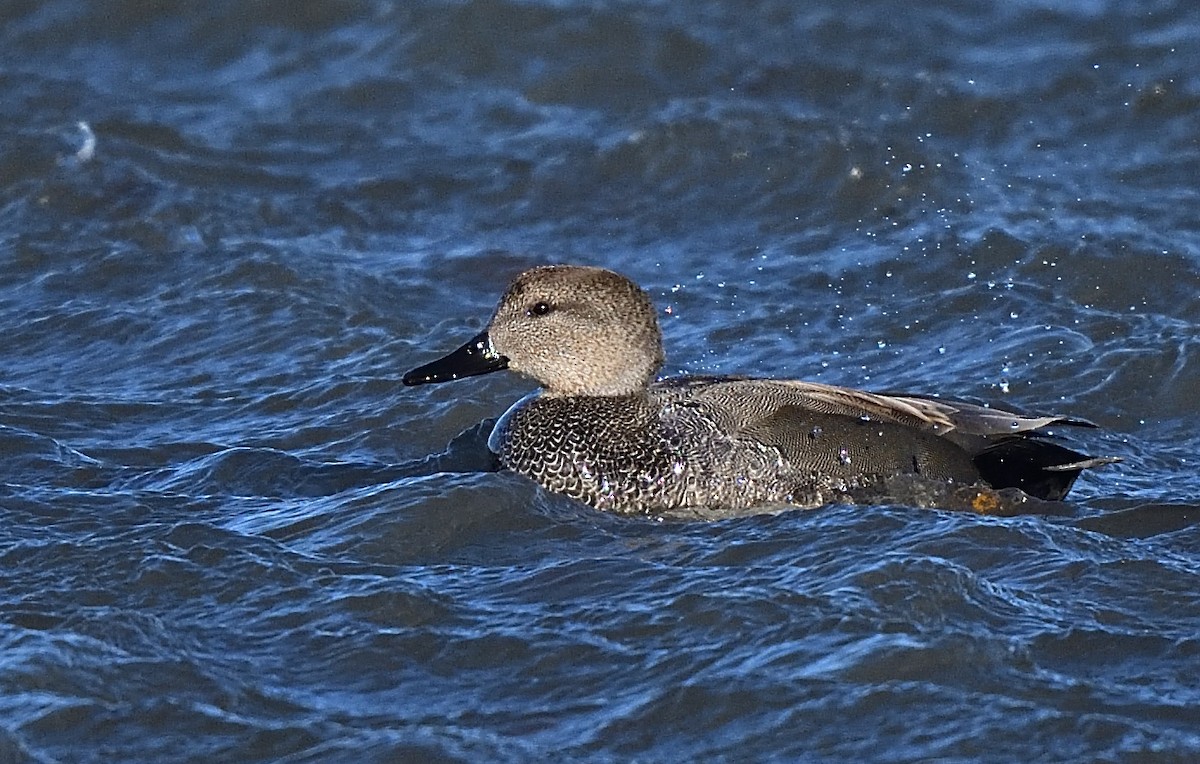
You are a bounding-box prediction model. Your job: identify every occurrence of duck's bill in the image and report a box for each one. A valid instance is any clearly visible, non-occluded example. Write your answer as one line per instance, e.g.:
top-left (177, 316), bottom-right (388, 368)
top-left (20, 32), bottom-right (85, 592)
top-left (402, 330), bottom-right (509, 386)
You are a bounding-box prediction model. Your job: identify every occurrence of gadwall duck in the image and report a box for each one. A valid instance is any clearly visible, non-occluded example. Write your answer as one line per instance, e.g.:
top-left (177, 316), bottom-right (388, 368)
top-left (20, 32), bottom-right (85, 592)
top-left (404, 265), bottom-right (1118, 514)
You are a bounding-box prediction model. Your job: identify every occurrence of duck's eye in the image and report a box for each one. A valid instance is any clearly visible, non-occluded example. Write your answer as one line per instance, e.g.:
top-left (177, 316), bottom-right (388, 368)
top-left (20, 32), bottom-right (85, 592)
top-left (528, 301), bottom-right (553, 316)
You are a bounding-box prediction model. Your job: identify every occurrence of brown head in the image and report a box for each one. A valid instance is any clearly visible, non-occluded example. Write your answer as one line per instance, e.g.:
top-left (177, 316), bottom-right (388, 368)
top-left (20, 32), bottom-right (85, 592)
top-left (403, 265), bottom-right (664, 397)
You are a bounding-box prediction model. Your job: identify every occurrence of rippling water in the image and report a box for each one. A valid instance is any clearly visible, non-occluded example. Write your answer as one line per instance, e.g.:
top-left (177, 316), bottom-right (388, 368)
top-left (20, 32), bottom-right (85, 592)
top-left (2, 1), bottom-right (1199, 761)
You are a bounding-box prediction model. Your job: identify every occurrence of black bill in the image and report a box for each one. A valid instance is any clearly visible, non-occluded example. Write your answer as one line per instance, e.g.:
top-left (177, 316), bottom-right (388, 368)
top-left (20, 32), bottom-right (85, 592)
top-left (402, 330), bottom-right (509, 386)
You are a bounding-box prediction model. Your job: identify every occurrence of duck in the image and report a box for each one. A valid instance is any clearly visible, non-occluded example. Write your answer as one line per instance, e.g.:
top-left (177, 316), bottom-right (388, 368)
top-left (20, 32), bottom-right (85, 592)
top-left (403, 264), bottom-right (1118, 515)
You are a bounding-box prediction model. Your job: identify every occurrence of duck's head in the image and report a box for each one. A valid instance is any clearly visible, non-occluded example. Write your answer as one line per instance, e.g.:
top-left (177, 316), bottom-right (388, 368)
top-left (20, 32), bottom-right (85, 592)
top-left (403, 265), bottom-right (664, 397)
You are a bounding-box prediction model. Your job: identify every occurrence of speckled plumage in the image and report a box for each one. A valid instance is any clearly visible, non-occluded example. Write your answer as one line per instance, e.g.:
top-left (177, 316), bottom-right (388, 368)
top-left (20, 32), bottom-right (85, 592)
top-left (404, 265), bottom-right (1118, 514)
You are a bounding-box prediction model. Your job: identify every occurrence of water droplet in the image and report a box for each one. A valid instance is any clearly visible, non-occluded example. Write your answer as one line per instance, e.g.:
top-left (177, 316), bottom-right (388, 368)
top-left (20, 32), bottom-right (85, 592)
top-left (72, 121), bottom-right (96, 163)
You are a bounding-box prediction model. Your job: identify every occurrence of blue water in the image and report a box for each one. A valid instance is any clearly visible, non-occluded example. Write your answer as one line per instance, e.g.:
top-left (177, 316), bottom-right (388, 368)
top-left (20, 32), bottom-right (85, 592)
top-left (2, 1), bottom-right (1199, 761)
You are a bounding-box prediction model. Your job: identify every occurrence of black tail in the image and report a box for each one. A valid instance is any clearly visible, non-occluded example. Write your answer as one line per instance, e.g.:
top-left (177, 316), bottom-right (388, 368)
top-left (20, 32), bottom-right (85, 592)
top-left (973, 438), bottom-right (1118, 501)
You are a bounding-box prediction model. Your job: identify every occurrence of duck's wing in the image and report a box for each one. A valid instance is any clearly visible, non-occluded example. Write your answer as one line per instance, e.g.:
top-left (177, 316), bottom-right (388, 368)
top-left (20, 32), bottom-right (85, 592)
top-left (667, 377), bottom-right (1090, 439)
top-left (866, 390), bottom-right (1097, 437)
top-left (656, 377), bottom-right (1119, 501)
top-left (654, 377), bottom-right (1118, 502)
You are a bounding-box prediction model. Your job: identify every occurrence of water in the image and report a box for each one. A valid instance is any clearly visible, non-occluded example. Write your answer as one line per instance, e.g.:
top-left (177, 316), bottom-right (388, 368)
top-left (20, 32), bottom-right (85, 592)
top-left (2, 0), bottom-right (1199, 761)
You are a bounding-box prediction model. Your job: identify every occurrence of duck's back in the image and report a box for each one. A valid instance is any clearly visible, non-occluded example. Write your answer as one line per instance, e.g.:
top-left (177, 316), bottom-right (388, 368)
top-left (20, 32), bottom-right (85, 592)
top-left (652, 376), bottom-right (1108, 503)
top-left (653, 376), bottom-right (982, 483)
